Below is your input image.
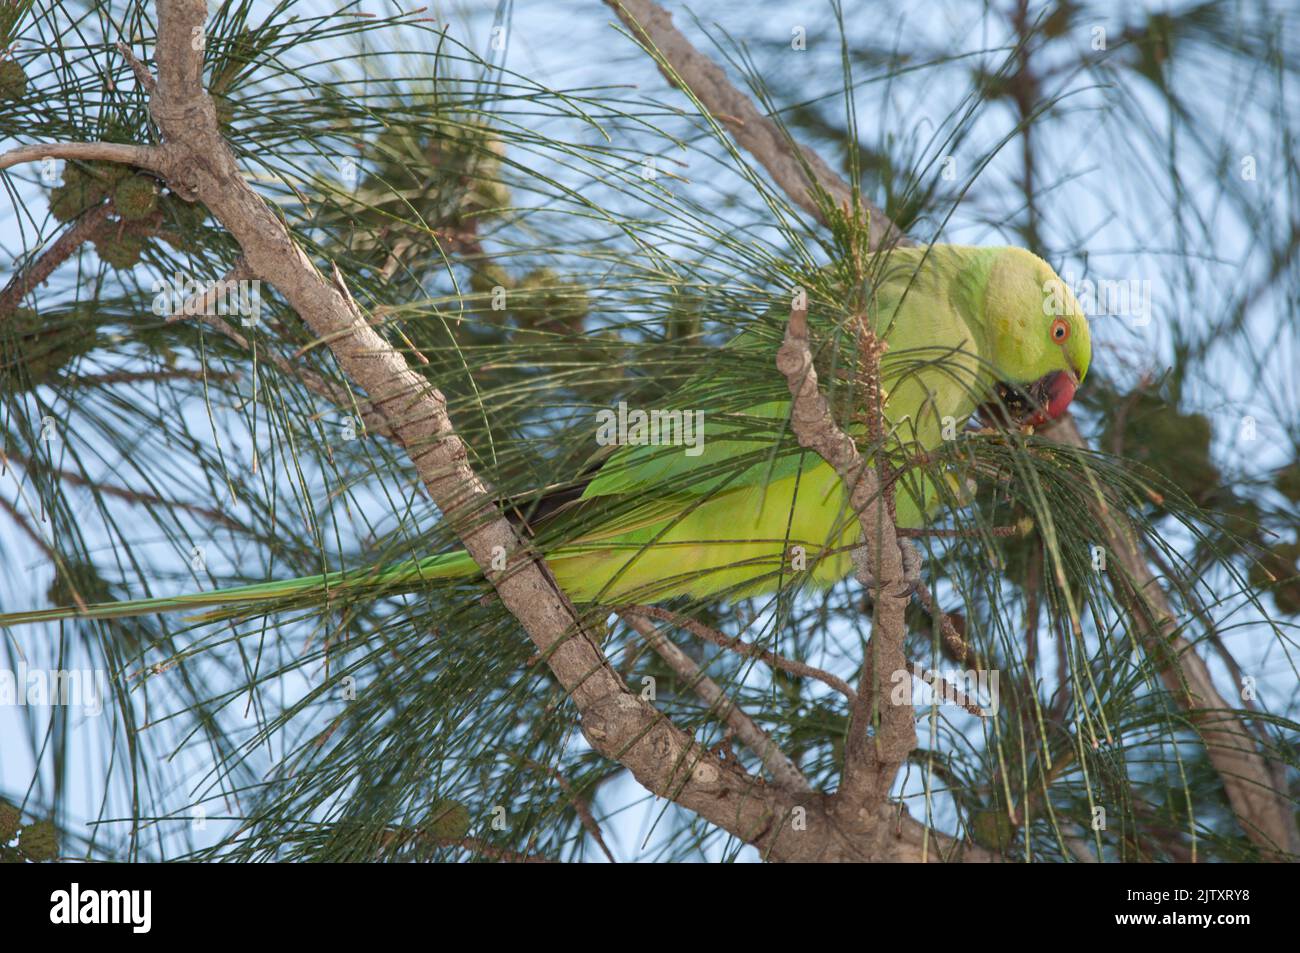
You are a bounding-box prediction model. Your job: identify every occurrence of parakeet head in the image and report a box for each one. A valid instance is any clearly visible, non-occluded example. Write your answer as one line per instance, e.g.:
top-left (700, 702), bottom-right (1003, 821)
top-left (980, 248), bottom-right (1092, 428)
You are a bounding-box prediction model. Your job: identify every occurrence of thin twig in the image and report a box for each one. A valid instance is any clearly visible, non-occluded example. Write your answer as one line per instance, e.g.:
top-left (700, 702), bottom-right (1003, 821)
top-left (621, 603), bottom-right (856, 701)
top-left (6, 449), bottom-right (242, 532)
top-left (535, 763), bottom-right (618, 863)
top-left (0, 494), bottom-right (56, 560)
top-left (0, 495), bottom-right (91, 614)
top-left (114, 39), bottom-right (157, 93)
top-left (898, 526), bottom-right (1018, 539)
top-left (621, 610), bottom-right (812, 794)
top-left (604, 0), bottom-right (908, 247)
top-left (67, 369), bottom-right (241, 387)
top-left (904, 661), bottom-right (986, 717)
top-left (0, 202), bottom-right (117, 317)
top-left (913, 580), bottom-right (981, 668)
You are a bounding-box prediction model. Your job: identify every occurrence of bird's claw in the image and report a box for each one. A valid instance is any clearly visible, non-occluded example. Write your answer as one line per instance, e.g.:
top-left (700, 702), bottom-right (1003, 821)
top-left (853, 538), bottom-right (923, 599)
top-left (896, 538), bottom-right (923, 597)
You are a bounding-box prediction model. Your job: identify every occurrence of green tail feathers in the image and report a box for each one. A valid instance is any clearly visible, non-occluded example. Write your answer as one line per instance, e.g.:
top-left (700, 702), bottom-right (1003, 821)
top-left (0, 550), bottom-right (481, 629)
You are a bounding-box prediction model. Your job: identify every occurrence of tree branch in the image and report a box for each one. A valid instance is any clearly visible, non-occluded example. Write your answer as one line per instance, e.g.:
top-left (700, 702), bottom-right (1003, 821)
top-left (777, 304), bottom-right (915, 821)
top-left (1047, 416), bottom-right (1297, 859)
top-left (530, 762), bottom-right (618, 863)
top-left (604, 0), bottom-right (908, 246)
top-left (0, 202), bottom-right (117, 317)
top-left (0, 141), bottom-right (169, 176)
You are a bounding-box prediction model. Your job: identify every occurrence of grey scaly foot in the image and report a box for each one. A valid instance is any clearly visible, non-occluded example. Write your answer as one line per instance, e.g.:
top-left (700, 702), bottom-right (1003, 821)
top-left (852, 538), bottom-right (923, 598)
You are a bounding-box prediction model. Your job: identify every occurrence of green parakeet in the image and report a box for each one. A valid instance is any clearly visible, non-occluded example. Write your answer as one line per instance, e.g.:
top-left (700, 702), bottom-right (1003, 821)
top-left (0, 245), bottom-right (1091, 627)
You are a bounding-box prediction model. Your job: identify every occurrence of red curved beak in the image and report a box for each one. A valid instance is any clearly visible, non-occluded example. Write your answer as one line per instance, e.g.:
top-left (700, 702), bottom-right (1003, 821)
top-left (1024, 370), bottom-right (1078, 427)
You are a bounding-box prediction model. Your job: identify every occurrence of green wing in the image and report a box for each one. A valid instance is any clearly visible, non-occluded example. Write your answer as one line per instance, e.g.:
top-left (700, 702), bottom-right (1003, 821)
top-left (574, 245), bottom-right (997, 526)
top-left (0, 246), bottom-right (1000, 625)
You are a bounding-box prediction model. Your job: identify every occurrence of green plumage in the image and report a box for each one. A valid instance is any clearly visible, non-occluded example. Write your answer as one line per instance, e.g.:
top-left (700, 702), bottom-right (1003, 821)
top-left (0, 245), bottom-right (1091, 627)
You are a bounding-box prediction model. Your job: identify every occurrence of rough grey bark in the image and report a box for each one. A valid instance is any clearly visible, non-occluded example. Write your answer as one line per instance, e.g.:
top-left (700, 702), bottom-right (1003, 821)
top-left (776, 306), bottom-right (916, 822)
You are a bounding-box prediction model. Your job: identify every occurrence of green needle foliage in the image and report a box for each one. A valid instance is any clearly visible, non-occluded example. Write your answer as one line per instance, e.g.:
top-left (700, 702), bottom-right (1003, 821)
top-left (0, 0), bottom-right (1295, 863)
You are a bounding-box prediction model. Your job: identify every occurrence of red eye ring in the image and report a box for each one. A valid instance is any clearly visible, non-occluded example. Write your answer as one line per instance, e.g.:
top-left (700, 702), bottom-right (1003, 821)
top-left (1050, 318), bottom-right (1070, 343)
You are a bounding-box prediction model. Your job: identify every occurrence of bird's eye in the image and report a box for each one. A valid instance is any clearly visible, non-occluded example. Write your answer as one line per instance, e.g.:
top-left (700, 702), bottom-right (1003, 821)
top-left (1050, 318), bottom-right (1070, 342)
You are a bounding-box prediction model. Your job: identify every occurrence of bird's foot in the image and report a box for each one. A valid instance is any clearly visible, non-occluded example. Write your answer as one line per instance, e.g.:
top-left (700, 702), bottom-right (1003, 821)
top-left (852, 538), bottom-right (923, 599)
top-left (899, 538), bottom-right (923, 594)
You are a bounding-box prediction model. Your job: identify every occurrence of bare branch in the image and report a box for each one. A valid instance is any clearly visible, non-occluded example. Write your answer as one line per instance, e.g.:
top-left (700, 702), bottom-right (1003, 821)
top-left (914, 580), bottom-right (981, 668)
top-left (0, 141), bottom-right (169, 176)
top-left (904, 661), bottom-right (986, 718)
top-left (67, 369), bottom-right (240, 387)
top-left (530, 763), bottom-right (618, 863)
top-left (114, 39), bottom-right (157, 93)
top-left (166, 257), bottom-right (253, 323)
top-left (6, 449), bottom-right (242, 532)
top-left (0, 494), bottom-right (57, 561)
